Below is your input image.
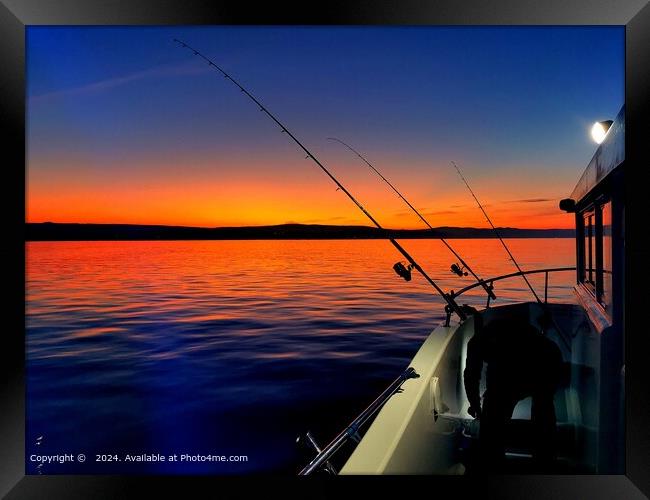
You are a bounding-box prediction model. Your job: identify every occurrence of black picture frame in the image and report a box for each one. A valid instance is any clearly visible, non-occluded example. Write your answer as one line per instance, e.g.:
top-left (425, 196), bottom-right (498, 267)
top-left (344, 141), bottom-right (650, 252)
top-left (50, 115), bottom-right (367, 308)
top-left (2, 1), bottom-right (649, 498)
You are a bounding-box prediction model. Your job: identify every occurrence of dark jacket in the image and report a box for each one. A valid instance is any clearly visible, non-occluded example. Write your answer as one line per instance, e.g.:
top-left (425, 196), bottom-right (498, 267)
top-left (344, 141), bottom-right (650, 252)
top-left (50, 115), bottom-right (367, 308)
top-left (464, 317), bottom-right (563, 410)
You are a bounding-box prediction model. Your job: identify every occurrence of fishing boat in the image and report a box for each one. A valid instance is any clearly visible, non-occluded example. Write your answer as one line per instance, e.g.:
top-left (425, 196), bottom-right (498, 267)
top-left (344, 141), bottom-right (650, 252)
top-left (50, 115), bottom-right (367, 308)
top-left (172, 39), bottom-right (625, 476)
top-left (299, 106), bottom-right (625, 475)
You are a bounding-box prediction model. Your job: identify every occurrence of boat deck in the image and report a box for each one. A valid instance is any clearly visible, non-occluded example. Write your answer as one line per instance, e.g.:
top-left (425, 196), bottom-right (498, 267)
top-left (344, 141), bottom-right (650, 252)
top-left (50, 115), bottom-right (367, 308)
top-left (459, 417), bottom-right (597, 474)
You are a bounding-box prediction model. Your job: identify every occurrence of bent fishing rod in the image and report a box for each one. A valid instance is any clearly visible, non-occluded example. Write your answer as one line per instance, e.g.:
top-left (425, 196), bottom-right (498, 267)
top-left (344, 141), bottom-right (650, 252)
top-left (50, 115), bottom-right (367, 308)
top-left (173, 39), bottom-right (468, 321)
top-left (328, 137), bottom-right (496, 302)
top-left (452, 161), bottom-right (573, 349)
top-left (452, 161), bottom-right (541, 303)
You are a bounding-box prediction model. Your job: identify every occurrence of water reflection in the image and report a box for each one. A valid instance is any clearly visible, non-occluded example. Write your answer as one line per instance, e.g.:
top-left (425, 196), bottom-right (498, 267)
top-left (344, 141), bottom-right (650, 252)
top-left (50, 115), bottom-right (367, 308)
top-left (26, 239), bottom-right (575, 474)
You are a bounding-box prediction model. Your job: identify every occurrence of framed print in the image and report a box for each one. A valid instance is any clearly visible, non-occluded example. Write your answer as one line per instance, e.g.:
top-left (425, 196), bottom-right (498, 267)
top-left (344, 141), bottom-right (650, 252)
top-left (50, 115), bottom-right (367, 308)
top-left (2, 1), bottom-right (649, 498)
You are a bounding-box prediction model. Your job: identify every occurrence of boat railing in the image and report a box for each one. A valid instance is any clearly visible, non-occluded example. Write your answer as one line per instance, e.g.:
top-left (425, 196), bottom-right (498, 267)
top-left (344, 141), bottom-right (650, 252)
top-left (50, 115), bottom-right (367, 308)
top-left (450, 266), bottom-right (576, 309)
top-left (297, 366), bottom-right (420, 475)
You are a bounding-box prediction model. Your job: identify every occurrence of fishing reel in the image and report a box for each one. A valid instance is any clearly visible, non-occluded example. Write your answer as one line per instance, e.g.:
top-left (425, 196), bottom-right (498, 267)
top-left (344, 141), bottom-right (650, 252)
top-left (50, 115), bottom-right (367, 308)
top-left (393, 261), bottom-right (414, 281)
top-left (450, 263), bottom-right (468, 277)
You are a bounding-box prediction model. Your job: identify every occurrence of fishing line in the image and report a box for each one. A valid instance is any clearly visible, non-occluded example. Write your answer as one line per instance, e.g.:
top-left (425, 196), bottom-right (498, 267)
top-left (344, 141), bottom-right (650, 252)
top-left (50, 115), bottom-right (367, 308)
top-left (452, 161), bottom-right (573, 351)
top-left (452, 161), bottom-right (542, 303)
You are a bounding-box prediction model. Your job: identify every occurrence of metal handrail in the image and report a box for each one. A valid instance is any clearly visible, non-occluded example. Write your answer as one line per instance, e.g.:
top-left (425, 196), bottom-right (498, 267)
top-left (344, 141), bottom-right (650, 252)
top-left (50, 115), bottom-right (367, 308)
top-left (298, 366), bottom-right (420, 475)
top-left (451, 266), bottom-right (576, 303)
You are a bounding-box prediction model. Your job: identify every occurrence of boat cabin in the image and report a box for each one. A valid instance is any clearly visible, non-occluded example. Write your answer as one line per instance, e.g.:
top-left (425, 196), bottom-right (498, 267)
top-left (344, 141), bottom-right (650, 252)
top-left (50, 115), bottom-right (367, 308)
top-left (560, 104), bottom-right (625, 473)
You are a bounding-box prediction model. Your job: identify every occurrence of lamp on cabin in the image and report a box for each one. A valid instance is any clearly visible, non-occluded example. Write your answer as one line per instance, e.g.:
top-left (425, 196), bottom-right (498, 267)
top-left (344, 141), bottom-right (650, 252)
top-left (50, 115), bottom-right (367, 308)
top-left (591, 120), bottom-right (613, 144)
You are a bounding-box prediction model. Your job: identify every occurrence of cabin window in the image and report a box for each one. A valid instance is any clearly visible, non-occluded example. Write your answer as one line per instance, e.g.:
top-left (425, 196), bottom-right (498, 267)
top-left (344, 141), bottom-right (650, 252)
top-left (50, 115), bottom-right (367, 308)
top-left (600, 201), bottom-right (613, 316)
top-left (583, 210), bottom-right (596, 292)
top-left (578, 201), bottom-right (613, 318)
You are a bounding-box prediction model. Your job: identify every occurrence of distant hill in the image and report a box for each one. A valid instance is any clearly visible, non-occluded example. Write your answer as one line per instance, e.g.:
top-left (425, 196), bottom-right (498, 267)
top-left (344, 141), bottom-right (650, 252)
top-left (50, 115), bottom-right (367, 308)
top-left (26, 222), bottom-right (575, 241)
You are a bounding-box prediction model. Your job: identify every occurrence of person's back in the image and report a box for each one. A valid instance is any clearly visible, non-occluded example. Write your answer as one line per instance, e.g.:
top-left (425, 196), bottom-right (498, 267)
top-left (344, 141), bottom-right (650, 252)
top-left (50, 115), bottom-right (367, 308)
top-left (464, 316), bottom-right (563, 472)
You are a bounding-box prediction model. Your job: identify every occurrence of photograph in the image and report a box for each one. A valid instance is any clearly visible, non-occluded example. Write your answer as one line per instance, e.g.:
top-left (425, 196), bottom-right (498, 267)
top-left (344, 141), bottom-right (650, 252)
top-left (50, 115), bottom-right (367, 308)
top-left (23, 25), bottom-right (627, 477)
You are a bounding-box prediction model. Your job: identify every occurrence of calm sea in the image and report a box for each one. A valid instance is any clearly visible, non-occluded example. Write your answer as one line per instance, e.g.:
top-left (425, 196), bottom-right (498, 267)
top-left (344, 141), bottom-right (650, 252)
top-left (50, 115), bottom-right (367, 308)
top-left (26, 238), bottom-right (575, 474)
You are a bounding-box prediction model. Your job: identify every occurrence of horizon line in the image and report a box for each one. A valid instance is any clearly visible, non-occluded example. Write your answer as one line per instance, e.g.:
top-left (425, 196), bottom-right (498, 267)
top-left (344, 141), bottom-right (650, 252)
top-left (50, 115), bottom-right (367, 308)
top-left (26, 221), bottom-right (574, 232)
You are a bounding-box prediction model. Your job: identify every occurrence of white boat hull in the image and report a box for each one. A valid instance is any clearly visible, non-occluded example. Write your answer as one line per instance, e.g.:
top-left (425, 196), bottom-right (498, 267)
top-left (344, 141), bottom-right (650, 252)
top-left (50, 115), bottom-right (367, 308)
top-left (340, 316), bottom-right (475, 474)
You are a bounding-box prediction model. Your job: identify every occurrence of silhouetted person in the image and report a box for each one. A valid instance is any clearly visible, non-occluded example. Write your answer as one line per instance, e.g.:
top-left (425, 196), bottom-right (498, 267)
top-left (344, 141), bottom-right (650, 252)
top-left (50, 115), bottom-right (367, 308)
top-left (464, 315), bottom-right (563, 473)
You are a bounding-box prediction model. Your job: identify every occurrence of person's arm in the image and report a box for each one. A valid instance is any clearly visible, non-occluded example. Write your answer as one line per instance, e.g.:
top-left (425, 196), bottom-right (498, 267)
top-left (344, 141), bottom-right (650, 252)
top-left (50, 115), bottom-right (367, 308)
top-left (464, 334), bottom-right (483, 418)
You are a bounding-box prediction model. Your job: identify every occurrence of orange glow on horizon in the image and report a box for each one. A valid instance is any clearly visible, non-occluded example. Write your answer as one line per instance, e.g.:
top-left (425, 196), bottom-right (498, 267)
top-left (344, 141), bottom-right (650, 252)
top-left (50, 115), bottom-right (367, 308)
top-left (27, 157), bottom-right (575, 230)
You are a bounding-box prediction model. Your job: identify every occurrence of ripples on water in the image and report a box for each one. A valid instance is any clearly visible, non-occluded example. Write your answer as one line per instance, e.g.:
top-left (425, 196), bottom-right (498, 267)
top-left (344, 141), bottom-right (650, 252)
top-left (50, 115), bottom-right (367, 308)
top-left (26, 239), bottom-right (575, 474)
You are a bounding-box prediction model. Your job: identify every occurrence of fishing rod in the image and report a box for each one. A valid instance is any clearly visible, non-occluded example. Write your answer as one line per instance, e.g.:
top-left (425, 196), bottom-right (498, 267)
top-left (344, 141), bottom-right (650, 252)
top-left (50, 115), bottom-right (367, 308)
top-left (327, 137), bottom-right (496, 302)
top-left (451, 161), bottom-right (542, 303)
top-left (452, 161), bottom-right (574, 351)
top-left (173, 39), bottom-right (468, 321)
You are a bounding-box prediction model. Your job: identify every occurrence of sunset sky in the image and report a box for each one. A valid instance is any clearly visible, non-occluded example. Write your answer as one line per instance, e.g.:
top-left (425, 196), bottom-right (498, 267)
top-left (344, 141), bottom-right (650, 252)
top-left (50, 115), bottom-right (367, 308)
top-left (27, 26), bottom-right (623, 229)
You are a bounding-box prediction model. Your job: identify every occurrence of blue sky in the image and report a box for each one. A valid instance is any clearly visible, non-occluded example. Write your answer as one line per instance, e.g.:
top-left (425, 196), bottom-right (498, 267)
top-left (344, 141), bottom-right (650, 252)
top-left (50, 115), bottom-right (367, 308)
top-left (26, 26), bottom-right (624, 228)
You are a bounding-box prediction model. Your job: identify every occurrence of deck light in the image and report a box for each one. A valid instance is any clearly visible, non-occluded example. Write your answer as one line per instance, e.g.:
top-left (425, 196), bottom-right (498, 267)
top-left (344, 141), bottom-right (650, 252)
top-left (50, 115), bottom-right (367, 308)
top-left (591, 120), bottom-right (613, 144)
